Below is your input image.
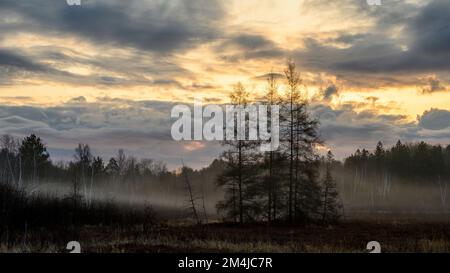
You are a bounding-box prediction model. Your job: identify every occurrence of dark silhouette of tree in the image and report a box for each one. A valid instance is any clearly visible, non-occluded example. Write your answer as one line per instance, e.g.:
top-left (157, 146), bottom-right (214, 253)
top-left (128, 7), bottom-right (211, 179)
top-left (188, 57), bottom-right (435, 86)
top-left (389, 140), bottom-right (410, 176)
top-left (261, 72), bottom-right (283, 221)
top-left (181, 162), bottom-right (201, 224)
top-left (283, 61), bottom-right (302, 221)
top-left (0, 135), bottom-right (21, 186)
top-left (72, 143), bottom-right (93, 204)
top-left (19, 134), bottom-right (50, 183)
top-left (280, 62), bottom-right (322, 222)
top-left (106, 157), bottom-right (120, 187)
top-left (294, 159), bottom-right (322, 222)
top-left (321, 151), bottom-right (342, 223)
top-left (216, 63), bottom-right (325, 224)
top-left (217, 82), bottom-right (261, 223)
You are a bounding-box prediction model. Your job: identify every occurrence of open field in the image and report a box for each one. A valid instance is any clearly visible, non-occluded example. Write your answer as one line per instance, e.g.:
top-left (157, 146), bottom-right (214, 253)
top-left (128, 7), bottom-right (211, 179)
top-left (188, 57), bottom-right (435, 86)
top-left (3, 217), bottom-right (450, 253)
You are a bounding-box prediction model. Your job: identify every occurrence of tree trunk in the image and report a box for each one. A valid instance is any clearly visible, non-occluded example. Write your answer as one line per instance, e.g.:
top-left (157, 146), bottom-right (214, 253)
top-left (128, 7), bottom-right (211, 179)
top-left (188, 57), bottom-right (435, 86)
top-left (268, 151), bottom-right (273, 221)
top-left (238, 141), bottom-right (243, 224)
top-left (288, 96), bottom-right (294, 222)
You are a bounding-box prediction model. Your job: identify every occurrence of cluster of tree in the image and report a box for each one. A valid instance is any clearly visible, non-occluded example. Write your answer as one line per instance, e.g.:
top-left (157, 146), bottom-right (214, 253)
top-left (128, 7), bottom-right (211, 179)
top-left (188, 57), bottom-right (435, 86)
top-left (217, 62), bottom-right (342, 224)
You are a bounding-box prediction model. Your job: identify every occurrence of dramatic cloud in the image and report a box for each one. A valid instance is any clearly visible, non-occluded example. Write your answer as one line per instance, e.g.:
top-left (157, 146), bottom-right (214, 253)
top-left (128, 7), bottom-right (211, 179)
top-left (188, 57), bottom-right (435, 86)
top-left (217, 33), bottom-right (284, 62)
top-left (0, 0), bottom-right (226, 54)
top-left (0, 49), bottom-right (46, 72)
top-left (292, 0), bottom-right (450, 89)
top-left (0, 0), bottom-right (227, 88)
top-left (0, 0), bottom-right (449, 166)
top-left (421, 77), bottom-right (447, 94)
top-left (310, 103), bottom-right (450, 158)
top-left (0, 97), bottom-right (225, 168)
top-left (418, 109), bottom-right (450, 130)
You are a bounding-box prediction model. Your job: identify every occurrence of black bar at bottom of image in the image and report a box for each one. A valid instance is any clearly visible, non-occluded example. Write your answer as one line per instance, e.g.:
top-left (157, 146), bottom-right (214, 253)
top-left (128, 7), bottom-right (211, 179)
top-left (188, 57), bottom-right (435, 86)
top-left (0, 253), bottom-right (447, 272)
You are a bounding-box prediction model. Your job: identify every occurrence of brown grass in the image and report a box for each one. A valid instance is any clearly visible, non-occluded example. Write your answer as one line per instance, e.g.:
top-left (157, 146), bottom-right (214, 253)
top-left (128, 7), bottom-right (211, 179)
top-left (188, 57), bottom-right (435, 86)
top-left (5, 219), bottom-right (448, 253)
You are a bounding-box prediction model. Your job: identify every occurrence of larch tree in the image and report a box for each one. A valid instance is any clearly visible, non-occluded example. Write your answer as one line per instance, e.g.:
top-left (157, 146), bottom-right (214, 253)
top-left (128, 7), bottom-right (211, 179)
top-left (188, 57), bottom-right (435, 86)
top-left (281, 61), bottom-right (322, 222)
top-left (261, 72), bottom-right (283, 221)
top-left (216, 82), bottom-right (261, 223)
top-left (283, 61), bottom-right (302, 221)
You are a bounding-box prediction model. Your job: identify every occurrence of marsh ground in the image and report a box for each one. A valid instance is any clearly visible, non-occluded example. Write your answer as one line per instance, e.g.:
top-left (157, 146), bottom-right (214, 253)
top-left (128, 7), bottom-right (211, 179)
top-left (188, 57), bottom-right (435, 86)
top-left (5, 216), bottom-right (450, 253)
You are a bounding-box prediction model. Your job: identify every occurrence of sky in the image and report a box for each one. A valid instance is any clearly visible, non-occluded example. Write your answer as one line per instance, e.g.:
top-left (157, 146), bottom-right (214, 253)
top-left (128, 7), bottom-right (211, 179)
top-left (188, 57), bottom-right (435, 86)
top-left (0, 0), bottom-right (449, 169)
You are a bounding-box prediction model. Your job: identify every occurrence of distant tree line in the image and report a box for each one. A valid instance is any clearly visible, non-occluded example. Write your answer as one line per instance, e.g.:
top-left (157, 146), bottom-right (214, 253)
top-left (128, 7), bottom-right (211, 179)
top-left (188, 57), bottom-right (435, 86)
top-left (0, 132), bottom-right (226, 219)
top-left (344, 141), bottom-right (450, 205)
top-left (345, 141), bottom-right (450, 181)
top-left (0, 135), bottom-right (169, 186)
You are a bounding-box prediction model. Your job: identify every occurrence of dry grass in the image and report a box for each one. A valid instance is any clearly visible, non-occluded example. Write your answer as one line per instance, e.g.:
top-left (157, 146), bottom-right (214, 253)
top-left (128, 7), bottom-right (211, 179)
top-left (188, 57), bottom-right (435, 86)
top-left (3, 219), bottom-right (442, 253)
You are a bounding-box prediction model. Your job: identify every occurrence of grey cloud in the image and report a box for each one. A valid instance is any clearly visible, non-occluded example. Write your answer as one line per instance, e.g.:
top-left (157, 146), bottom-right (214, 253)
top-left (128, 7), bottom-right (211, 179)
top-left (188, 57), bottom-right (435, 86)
top-left (0, 47), bottom-right (189, 87)
top-left (0, 49), bottom-right (53, 85)
top-left (225, 34), bottom-right (276, 50)
top-left (253, 73), bottom-right (284, 81)
top-left (303, 0), bottom-right (419, 29)
top-left (0, 98), bottom-right (224, 168)
top-left (418, 108), bottom-right (450, 130)
top-left (0, 1), bottom-right (224, 87)
top-left (0, 48), bottom-right (96, 86)
top-left (67, 96), bottom-right (87, 104)
top-left (409, 0), bottom-right (450, 54)
top-left (0, 49), bottom-right (47, 72)
top-left (322, 85), bottom-right (338, 100)
top-left (190, 83), bottom-right (218, 90)
top-left (331, 34), bottom-right (368, 45)
top-left (0, 42), bottom-right (197, 87)
top-left (152, 79), bottom-right (184, 89)
top-left (0, 98), bottom-right (449, 166)
top-left (0, 0), bottom-right (226, 54)
top-left (219, 34), bottom-right (284, 62)
top-left (293, 0), bottom-right (450, 87)
top-left (308, 102), bottom-right (445, 159)
top-left (421, 77), bottom-right (447, 94)
top-left (0, 98), bottom-right (176, 132)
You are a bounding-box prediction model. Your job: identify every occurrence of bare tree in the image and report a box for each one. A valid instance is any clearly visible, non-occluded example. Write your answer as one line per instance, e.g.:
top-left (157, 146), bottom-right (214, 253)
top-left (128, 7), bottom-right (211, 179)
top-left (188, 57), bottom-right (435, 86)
top-left (262, 72), bottom-right (281, 221)
top-left (181, 160), bottom-right (201, 224)
top-left (283, 61), bottom-right (302, 221)
top-left (74, 143), bottom-right (93, 205)
top-left (1, 135), bottom-right (19, 186)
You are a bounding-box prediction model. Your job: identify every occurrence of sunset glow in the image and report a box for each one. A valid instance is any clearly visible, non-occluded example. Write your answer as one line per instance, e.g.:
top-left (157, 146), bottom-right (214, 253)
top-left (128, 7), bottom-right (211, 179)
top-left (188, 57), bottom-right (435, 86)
top-left (0, 0), bottom-right (449, 168)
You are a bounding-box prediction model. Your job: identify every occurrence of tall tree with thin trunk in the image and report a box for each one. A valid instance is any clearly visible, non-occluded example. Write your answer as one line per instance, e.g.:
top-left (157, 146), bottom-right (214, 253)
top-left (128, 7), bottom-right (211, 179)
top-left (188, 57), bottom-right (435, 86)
top-left (283, 62), bottom-right (302, 222)
top-left (262, 72), bottom-right (282, 221)
top-left (217, 82), bottom-right (260, 223)
top-left (279, 62), bottom-right (322, 222)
